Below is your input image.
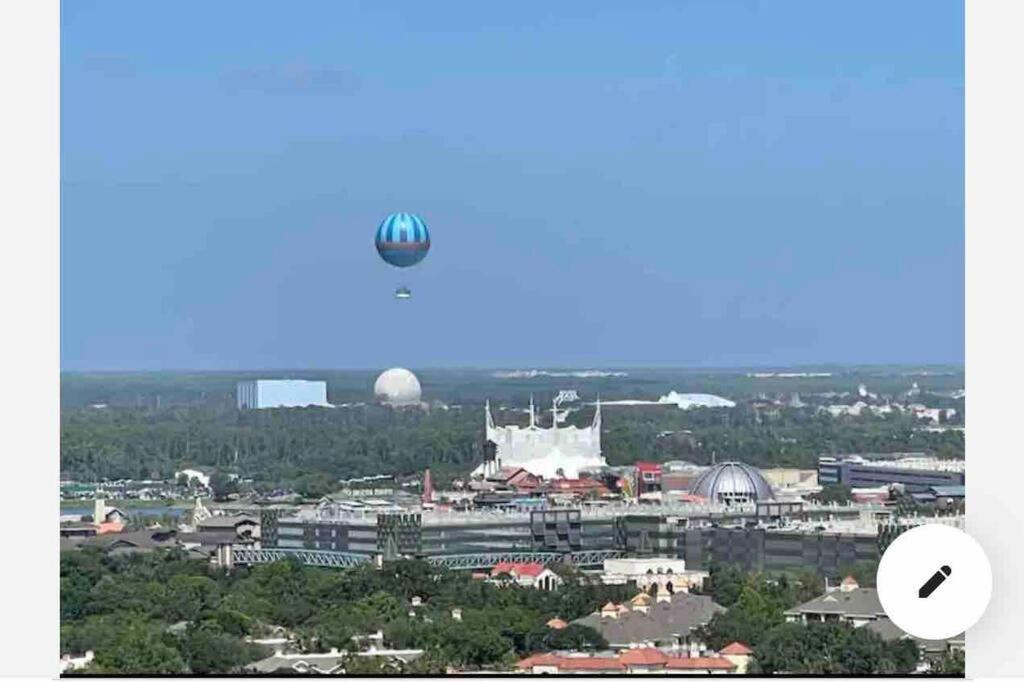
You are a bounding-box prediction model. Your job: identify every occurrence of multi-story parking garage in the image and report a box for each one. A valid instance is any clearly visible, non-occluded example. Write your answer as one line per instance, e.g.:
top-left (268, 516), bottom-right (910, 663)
top-left (249, 500), bottom-right (961, 574)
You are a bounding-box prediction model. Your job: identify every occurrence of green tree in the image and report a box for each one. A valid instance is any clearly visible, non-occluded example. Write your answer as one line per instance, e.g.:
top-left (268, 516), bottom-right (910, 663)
top-left (87, 617), bottom-right (186, 674)
top-left (180, 621), bottom-right (262, 674)
top-left (931, 649), bottom-right (965, 675)
top-left (209, 471), bottom-right (238, 501)
top-left (706, 563), bottom-right (746, 607)
top-left (544, 623), bottom-right (608, 651)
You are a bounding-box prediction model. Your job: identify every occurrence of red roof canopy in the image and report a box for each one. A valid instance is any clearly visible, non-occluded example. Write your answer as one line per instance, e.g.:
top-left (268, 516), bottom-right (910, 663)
top-left (491, 561), bottom-right (547, 578)
top-left (618, 648), bottom-right (669, 666)
top-left (720, 641), bottom-right (754, 655)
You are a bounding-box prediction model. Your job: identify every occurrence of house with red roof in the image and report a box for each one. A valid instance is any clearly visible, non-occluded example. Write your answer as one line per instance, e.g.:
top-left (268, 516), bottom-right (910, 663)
top-left (516, 646), bottom-right (738, 674)
top-left (635, 461), bottom-right (663, 493)
top-left (543, 477), bottom-right (610, 499)
top-left (720, 641), bottom-right (755, 673)
top-left (489, 562), bottom-right (563, 591)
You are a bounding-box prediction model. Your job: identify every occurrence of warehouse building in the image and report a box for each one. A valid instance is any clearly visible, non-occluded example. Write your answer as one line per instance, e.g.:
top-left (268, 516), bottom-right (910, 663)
top-left (237, 379), bottom-right (331, 410)
top-left (818, 455), bottom-right (965, 493)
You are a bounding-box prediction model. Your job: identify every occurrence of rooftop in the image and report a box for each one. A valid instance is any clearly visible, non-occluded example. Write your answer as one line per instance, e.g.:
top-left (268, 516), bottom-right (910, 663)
top-left (822, 454), bottom-right (966, 473)
top-left (576, 592), bottom-right (725, 647)
top-left (785, 586), bottom-right (884, 619)
top-left (517, 648), bottom-right (737, 673)
top-left (720, 641), bottom-right (755, 655)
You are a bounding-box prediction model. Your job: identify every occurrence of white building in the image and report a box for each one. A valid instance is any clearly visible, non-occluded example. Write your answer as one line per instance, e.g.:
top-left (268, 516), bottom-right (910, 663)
top-left (489, 562), bottom-right (564, 590)
top-left (237, 380), bottom-right (330, 410)
top-left (601, 558), bottom-right (709, 593)
top-left (475, 397), bottom-right (606, 479)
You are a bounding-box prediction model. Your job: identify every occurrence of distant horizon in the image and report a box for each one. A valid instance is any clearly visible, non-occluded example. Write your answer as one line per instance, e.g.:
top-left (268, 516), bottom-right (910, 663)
top-left (60, 361), bottom-right (965, 375)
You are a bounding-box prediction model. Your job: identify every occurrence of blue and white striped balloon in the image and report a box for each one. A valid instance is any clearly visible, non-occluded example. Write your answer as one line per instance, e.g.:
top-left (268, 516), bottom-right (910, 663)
top-left (375, 212), bottom-right (430, 268)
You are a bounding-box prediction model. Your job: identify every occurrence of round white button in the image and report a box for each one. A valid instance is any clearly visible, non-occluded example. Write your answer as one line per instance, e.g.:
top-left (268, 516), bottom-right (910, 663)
top-left (877, 524), bottom-right (992, 640)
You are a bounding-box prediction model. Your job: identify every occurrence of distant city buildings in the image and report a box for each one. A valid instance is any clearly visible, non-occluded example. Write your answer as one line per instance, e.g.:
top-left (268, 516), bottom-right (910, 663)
top-left (237, 379), bottom-right (330, 410)
top-left (818, 454), bottom-right (965, 493)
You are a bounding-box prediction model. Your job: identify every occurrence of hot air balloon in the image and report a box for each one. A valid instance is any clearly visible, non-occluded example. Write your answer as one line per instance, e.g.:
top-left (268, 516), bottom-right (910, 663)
top-left (375, 212), bottom-right (430, 299)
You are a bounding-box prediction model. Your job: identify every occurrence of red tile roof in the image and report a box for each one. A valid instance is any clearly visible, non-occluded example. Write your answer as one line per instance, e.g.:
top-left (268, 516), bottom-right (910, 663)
top-left (514, 562), bottom-right (546, 578)
top-left (516, 653), bottom-right (561, 669)
top-left (491, 562), bottom-right (515, 577)
top-left (545, 618), bottom-right (568, 630)
top-left (720, 641), bottom-right (754, 655)
top-left (666, 656), bottom-right (737, 670)
top-left (559, 658), bottom-right (624, 671)
top-left (618, 648), bottom-right (669, 666)
top-left (490, 561), bottom-right (546, 578)
top-left (518, 649), bottom-right (736, 673)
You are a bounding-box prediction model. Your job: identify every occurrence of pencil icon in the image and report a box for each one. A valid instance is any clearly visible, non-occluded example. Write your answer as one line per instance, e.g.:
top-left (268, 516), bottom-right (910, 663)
top-left (919, 565), bottom-right (951, 598)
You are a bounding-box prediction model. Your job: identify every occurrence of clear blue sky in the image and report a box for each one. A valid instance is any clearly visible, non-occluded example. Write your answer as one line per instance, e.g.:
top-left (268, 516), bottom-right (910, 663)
top-left (61, 0), bottom-right (964, 371)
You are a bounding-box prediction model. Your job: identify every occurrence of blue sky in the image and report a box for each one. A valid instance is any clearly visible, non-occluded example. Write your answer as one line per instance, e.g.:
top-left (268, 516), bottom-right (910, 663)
top-left (61, 0), bottom-right (964, 370)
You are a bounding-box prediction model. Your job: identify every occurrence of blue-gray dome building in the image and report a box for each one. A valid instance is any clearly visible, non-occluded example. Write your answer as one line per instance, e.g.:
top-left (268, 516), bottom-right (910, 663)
top-left (690, 461), bottom-right (774, 504)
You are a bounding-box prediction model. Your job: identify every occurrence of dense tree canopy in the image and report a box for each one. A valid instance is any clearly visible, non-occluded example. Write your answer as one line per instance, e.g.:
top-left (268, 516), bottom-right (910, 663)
top-left (696, 565), bottom-right (918, 675)
top-left (60, 401), bottom-right (964, 489)
top-left (61, 550), bottom-right (630, 674)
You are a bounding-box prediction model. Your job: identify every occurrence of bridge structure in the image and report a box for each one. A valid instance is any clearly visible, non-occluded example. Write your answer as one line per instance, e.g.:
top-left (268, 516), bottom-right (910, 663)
top-left (227, 547), bottom-right (625, 571)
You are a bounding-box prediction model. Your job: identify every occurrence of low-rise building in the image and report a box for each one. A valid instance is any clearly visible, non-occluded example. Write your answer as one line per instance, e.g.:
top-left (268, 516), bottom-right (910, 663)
top-left (818, 455), bottom-right (965, 493)
top-left (635, 462), bottom-right (663, 494)
top-left (60, 528), bottom-right (183, 556)
top-left (573, 591), bottom-right (724, 649)
top-left (516, 645), bottom-right (740, 675)
top-left (196, 514), bottom-right (259, 540)
top-left (600, 557), bottom-right (708, 594)
top-left (784, 577), bottom-right (885, 628)
top-left (863, 617), bottom-right (964, 672)
top-left (719, 641), bottom-right (755, 674)
top-left (490, 562), bottom-right (563, 590)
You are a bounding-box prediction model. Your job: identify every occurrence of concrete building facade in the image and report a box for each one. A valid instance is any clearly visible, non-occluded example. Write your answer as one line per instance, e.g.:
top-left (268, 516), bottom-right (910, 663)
top-left (237, 380), bottom-right (330, 410)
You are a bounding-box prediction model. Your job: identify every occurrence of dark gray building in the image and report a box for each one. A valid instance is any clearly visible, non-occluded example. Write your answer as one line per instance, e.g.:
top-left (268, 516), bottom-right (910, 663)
top-left (268, 508), bottom-right (618, 558)
top-left (818, 456), bottom-right (965, 493)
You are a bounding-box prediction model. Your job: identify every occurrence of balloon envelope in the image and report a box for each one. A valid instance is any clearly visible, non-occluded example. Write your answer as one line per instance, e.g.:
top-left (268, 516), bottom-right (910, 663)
top-left (375, 212), bottom-right (430, 268)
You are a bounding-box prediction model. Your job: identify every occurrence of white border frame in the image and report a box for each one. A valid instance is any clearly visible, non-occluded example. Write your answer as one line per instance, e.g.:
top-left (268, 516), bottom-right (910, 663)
top-left (4, 0), bottom-right (1024, 678)
top-left (965, 0), bottom-right (1024, 677)
top-left (0, 0), bottom-right (60, 678)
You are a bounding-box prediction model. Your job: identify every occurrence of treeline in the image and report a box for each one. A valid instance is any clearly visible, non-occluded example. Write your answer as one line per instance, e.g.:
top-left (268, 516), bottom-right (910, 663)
top-left (61, 550), bottom-right (627, 674)
top-left (61, 401), bottom-right (965, 490)
top-left (60, 368), bottom-right (964, 410)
